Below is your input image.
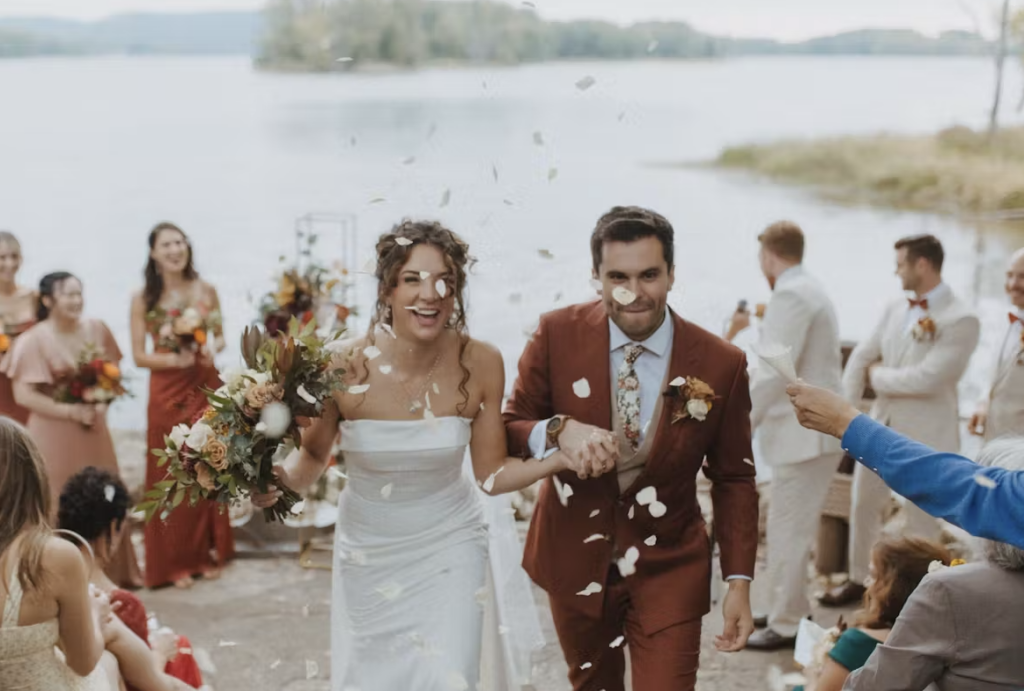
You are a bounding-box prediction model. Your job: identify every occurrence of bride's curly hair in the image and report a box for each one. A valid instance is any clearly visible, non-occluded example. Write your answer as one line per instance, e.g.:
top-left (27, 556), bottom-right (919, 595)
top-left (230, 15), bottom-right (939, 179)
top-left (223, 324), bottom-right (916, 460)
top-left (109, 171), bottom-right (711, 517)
top-left (363, 219), bottom-right (476, 414)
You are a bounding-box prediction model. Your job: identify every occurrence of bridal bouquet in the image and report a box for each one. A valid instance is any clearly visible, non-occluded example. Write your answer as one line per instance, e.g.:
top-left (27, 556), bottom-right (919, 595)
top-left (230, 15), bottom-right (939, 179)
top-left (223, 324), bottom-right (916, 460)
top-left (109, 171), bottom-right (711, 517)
top-left (138, 319), bottom-right (346, 523)
top-left (53, 345), bottom-right (129, 405)
top-left (146, 305), bottom-right (222, 354)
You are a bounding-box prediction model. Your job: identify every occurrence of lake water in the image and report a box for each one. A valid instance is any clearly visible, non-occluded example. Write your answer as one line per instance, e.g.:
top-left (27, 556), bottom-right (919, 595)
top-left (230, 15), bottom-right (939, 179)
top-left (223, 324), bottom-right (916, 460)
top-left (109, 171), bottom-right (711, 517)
top-left (1, 55), bottom-right (1022, 431)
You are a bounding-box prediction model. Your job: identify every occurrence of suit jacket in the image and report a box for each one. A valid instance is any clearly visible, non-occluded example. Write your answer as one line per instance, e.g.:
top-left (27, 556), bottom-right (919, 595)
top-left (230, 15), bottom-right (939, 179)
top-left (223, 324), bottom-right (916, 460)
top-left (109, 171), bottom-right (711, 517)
top-left (842, 289), bottom-right (980, 452)
top-left (751, 266), bottom-right (843, 466)
top-left (503, 301), bottom-right (759, 633)
top-left (841, 415), bottom-right (1024, 550)
top-left (846, 562), bottom-right (1024, 691)
top-left (982, 321), bottom-right (1024, 442)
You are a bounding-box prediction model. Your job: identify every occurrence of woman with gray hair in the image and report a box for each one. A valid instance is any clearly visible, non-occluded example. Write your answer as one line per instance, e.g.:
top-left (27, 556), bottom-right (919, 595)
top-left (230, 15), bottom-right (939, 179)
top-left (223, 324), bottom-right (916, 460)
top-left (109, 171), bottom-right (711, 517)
top-left (843, 437), bottom-right (1024, 690)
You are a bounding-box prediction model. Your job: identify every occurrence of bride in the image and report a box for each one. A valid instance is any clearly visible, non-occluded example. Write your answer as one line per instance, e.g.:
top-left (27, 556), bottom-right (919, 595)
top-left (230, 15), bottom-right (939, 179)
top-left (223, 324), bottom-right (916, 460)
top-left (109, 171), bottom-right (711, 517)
top-left (254, 220), bottom-right (576, 691)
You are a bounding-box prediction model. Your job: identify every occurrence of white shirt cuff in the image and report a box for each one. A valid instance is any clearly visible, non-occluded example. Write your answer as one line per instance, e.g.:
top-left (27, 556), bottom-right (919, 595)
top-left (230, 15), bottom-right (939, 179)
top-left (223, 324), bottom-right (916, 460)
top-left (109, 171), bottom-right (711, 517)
top-left (725, 575), bottom-right (752, 581)
top-left (529, 419), bottom-right (559, 460)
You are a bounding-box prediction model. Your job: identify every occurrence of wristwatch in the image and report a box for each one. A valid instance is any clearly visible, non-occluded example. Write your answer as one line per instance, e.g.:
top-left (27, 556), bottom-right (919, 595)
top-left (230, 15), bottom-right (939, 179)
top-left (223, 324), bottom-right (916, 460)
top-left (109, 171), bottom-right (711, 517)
top-left (546, 415), bottom-right (571, 449)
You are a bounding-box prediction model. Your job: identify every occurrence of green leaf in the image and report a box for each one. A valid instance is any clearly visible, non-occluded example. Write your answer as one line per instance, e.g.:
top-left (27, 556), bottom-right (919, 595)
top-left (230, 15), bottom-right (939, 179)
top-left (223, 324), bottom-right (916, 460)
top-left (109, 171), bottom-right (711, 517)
top-left (172, 488), bottom-right (186, 508)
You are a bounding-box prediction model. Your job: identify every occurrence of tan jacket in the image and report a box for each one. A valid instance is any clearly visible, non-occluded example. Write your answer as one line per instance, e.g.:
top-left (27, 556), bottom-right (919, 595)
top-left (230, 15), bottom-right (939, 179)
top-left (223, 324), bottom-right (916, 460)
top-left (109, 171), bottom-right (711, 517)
top-left (750, 266), bottom-right (843, 466)
top-left (982, 320), bottom-right (1024, 441)
top-left (846, 562), bottom-right (1024, 691)
top-left (842, 288), bottom-right (980, 452)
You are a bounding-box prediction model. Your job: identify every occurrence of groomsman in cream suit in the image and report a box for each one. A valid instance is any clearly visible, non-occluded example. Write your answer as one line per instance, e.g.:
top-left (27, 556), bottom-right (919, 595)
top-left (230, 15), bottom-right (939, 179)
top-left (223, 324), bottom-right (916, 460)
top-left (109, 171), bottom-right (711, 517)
top-left (969, 248), bottom-right (1024, 442)
top-left (726, 222), bottom-right (843, 649)
top-left (821, 234), bottom-right (980, 607)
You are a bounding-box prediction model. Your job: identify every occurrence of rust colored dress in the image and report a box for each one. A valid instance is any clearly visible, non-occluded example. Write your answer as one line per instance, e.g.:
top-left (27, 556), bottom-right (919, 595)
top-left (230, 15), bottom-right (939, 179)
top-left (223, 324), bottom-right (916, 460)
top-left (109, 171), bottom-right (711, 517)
top-left (1, 318), bottom-right (142, 587)
top-left (142, 306), bottom-right (234, 588)
top-left (0, 318), bottom-right (35, 423)
top-left (109, 589), bottom-right (203, 689)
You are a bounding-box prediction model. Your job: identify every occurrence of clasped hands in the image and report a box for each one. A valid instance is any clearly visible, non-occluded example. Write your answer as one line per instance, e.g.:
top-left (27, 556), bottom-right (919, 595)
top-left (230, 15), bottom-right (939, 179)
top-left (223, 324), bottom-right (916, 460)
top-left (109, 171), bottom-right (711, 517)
top-left (555, 419), bottom-right (620, 479)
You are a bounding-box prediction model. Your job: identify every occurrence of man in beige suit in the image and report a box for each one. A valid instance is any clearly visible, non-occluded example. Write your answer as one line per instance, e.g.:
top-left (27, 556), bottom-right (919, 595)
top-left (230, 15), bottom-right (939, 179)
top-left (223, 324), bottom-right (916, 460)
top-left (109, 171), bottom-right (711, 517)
top-left (845, 438), bottom-right (1024, 691)
top-left (726, 222), bottom-right (843, 649)
top-left (969, 248), bottom-right (1024, 442)
top-left (822, 234), bottom-right (980, 607)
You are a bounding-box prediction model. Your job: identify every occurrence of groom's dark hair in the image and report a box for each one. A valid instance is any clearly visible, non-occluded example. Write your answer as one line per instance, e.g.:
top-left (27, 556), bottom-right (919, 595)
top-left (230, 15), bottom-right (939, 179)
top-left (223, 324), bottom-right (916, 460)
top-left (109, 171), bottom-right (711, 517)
top-left (590, 206), bottom-right (674, 273)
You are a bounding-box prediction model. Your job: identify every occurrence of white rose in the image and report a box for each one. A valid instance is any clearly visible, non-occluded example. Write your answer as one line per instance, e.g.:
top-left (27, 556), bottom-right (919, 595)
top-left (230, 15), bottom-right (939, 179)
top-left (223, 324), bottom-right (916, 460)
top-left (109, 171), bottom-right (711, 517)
top-left (220, 367), bottom-right (246, 391)
top-left (168, 424), bottom-right (190, 449)
top-left (686, 399), bottom-right (709, 422)
top-left (185, 422), bottom-right (215, 451)
top-left (182, 307), bottom-right (200, 320)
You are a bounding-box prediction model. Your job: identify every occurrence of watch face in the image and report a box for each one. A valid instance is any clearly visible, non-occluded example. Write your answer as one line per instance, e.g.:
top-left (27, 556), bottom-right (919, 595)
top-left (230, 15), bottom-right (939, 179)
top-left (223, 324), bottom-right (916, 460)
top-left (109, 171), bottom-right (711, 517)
top-left (547, 417), bottom-right (561, 433)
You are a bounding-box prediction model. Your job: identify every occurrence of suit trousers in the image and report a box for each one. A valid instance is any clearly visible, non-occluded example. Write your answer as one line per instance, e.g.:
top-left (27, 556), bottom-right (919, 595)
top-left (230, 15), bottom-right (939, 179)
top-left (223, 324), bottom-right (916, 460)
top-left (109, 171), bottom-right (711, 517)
top-left (766, 453), bottom-right (842, 637)
top-left (548, 566), bottom-right (702, 691)
top-left (849, 463), bottom-right (941, 584)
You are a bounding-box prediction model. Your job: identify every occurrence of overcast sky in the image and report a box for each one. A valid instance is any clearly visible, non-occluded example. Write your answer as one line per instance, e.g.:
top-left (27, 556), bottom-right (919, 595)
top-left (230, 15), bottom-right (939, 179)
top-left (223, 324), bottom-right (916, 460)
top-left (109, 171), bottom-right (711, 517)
top-left (0, 0), bottom-right (1001, 41)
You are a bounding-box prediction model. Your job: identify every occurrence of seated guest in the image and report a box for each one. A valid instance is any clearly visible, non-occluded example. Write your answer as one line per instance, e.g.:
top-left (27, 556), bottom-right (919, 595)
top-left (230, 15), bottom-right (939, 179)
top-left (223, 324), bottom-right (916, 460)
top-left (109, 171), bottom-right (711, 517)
top-left (58, 467), bottom-right (203, 689)
top-left (786, 381), bottom-right (1024, 550)
top-left (795, 537), bottom-right (949, 691)
top-left (845, 438), bottom-right (1024, 690)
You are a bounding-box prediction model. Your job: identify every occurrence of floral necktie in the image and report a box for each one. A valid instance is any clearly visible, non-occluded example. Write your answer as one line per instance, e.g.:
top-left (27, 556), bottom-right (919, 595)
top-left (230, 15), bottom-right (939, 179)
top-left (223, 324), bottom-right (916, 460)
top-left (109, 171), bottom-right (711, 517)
top-left (616, 345), bottom-right (645, 452)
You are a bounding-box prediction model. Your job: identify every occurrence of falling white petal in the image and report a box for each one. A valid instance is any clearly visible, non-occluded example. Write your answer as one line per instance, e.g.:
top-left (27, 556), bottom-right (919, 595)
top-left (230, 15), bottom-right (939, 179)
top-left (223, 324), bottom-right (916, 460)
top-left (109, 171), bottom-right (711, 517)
top-left (378, 323), bottom-right (398, 339)
top-left (649, 501), bottom-right (667, 518)
top-left (612, 286), bottom-right (637, 306)
top-left (669, 376), bottom-right (686, 387)
top-left (580, 662), bottom-right (593, 670)
top-left (636, 486), bottom-right (657, 506)
top-left (576, 582), bottom-right (603, 596)
top-left (492, 163), bottom-right (499, 182)
top-left (260, 402), bottom-right (292, 439)
top-left (336, 56), bottom-right (353, 62)
top-left (552, 475), bottom-right (572, 507)
top-left (589, 509), bottom-right (600, 518)
top-left (419, 270), bottom-right (431, 280)
top-left (380, 483), bottom-right (394, 499)
top-left (440, 189), bottom-right (451, 207)
top-left (617, 557), bottom-right (637, 578)
top-left (628, 505), bottom-right (635, 519)
top-left (974, 473), bottom-right (998, 489)
top-left (644, 535), bottom-right (657, 547)
top-left (306, 660), bottom-right (319, 679)
top-left (348, 384), bottom-right (370, 395)
top-left (218, 640), bottom-right (238, 647)
top-left (583, 534), bottom-right (606, 544)
top-left (395, 237), bottom-right (413, 247)
top-left (447, 672), bottom-right (469, 691)
top-left (432, 382), bottom-right (441, 395)
top-left (573, 378), bottom-right (591, 399)
top-left (482, 467), bottom-right (505, 493)
top-left (435, 279), bottom-right (448, 298)
top-left (928, 560), bottom-right (946, 574)
top-left (296, 385), bottom-right (317, 404)
top-left (270, 659), bottom-right (282, 670)
top-left (290, 501), bottom-right (306, 515)
top-left (575, 75), bottom-right (596, 91)
top-left (743, 458), bottom-right (755, 466)
top-left (363, 346), bottom-right (382, 360)
top-left (609, 635), bottom-right (625, 648)
top-left (104, 484), bottom-right (115, 502)
top-left (379, 365), bottom-right (393, 375)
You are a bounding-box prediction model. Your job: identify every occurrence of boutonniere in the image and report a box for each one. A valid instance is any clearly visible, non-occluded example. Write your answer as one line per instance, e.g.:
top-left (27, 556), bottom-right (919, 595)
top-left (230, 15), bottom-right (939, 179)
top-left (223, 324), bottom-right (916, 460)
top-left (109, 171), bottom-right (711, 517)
top-left (754, 303), bottom-right (766, 320)
top-left (911, 315), bottom-right (937, 342)
top-left (665, 376), bottom-right (716, 424)
top-left (928, 558), bottom-right (966, 574)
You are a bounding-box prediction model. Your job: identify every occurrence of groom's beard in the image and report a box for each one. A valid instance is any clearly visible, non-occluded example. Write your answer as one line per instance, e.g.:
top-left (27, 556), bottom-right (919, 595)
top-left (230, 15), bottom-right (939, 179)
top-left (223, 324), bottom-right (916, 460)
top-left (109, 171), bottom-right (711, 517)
top-left (610, 300), bottom-right (664, 340)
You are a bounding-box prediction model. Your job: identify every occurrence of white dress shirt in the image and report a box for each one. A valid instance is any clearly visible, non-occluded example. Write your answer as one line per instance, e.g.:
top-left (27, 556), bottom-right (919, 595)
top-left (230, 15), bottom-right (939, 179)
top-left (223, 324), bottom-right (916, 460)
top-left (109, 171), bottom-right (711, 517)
top-left (903, 282), bottom-right (951, 334)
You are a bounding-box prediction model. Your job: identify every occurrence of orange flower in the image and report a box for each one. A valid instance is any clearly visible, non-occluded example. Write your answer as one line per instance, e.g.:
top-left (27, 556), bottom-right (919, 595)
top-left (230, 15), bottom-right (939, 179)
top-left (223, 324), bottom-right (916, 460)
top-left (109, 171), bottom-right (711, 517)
top-left (950, 558), bottom-right (966, 567)
top-left (102, 362), bottom-right (120, 380)
top-left (0, 334), bottom-right (10, 353)
top-left (335, 304), bottom-right (351, 322)
top-left (203, 438), bottom-right (229, 471)
top-left (194, 329), bottom-right (207, 346)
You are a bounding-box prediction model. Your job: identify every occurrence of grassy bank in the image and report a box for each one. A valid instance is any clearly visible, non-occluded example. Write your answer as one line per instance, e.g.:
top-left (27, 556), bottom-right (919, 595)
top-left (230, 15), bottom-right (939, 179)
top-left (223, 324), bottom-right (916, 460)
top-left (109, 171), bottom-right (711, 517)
top-left (715, 126), bottom-right (1024, 216)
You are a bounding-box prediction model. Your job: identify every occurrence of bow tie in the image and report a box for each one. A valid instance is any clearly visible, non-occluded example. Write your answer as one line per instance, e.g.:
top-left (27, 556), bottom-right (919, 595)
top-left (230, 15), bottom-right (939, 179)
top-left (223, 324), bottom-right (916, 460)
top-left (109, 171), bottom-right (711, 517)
top-left (1011, 313), bottom-right (1022, 325)
top-left (908, 298), bottom-right (929, 310)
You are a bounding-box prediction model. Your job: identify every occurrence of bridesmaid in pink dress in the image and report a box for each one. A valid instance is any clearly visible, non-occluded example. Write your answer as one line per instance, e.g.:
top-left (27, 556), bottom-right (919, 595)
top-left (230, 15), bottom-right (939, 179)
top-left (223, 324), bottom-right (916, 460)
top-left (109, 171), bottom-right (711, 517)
top-left (0, 231), bottom-right (36, 424)
top-left (131, 222), bottom-right (234, 589)
top-left (2, 271), bottom-right (143, 588)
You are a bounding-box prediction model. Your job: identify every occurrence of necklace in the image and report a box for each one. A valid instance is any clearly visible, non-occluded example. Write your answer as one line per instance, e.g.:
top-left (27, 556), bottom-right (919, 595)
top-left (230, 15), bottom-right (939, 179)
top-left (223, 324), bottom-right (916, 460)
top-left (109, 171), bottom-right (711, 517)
top-left (392, 352), bottom-right (443, 413)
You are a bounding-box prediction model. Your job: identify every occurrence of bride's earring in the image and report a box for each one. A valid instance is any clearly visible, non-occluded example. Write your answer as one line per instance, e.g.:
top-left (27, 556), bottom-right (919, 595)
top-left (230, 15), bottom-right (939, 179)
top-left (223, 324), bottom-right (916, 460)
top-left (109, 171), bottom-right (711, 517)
top-left (383, 305), bottom-right (392, 323)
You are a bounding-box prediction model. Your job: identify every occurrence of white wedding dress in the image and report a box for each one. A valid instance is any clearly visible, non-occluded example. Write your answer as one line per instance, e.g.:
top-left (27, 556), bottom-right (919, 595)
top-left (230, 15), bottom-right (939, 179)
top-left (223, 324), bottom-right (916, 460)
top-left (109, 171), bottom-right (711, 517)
top-left (331, 416), bottom-right (543, 691)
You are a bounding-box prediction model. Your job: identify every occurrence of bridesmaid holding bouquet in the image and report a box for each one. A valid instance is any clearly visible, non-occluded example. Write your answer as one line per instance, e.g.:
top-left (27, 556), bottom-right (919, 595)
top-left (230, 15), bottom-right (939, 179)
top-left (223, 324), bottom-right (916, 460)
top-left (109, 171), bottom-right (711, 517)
top-left (2, 270), bottom-right (142, 587)
top-left (0, 231), bottom-right (38, 423)
top-left (131, 222), bottom-right (234, 589)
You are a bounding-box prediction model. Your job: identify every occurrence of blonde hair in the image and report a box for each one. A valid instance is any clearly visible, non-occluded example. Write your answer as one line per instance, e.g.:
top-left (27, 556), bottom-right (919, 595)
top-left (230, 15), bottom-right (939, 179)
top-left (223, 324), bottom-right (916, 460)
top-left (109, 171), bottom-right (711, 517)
top-left (758, 221), bottom-right (805, 262)
top-left (0, 417), bottom-right (53, 591)
top-left (0, 231), bottom-right (21, 254)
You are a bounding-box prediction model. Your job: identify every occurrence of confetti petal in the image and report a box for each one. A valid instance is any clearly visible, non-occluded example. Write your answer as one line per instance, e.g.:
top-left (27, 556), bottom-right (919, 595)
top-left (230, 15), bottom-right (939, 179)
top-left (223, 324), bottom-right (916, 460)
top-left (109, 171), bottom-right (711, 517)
top-left (378, 323), bottom-right (398, 339)
top-left (612, 286), bottom-right (637, 306)
top-left (609, 635), bottom-right (625, 648)
top-left (492, 164), bottom-right (499, 182)
top-left (336, 56), bottom-right (353, 62)
top-left (363, 346), bottom-right (382, 361)
top-left (219, 640), bottom-right (238, 647)
top-left (589, 509), bottom-right (600, 518)
top-left (447, 672), bottom-right (469, 691)
top-left (306, 660), bottom-right (319, 679)
top-left (419, 270), bottom-right (431, 280)
top-left (552, 475), bottom-right (572, 507)
top-left (440, 189), bottom-right (451, 207)
top-left (628, 505), bottom-right (635, 519)
top-left (369, 197), bottom-right (386, 204)
top-left (548, 167), bottom-right (558, 182)
top-left (482, 466), bottom-right (505, 493)
top-left (378, 365), bottom-right (393, 375)
top-left (636, 486), bottom-right (657, 506)
top-left (381, 483), bottom-right (393, 499)
top-left (573, 378), bottom-right (591, 399)
top-left (644, 535), bottom-right (657, 547)
top-left (743, 458), bottom-right (755, 466)
top-left (432, 382), bottom-right (441, 395)
top-left (533, 131), bottom-right (545, 146)
top-left (576, 582), bottom-right (603, 596)
top-left (402, 156), bottom-right (416, 165)
top-left (974, 473), bottom-right (997, 489)
top-left (580, 662), bottom-right (593, 670)
top-left (669, 376), bottom-right (686, 387)
top-left (538, 249), bottom-right (554, 259)
top-left (583, 533), bottom-right (606, 544)
top-left (589, 278), bottom-right (603, 292)
top-left (297, 384), bottom-right (317, 404)
top-left (270, 659), bottom-right (282, 670)
top-left (395, 237), bottom-right (413, 247)
top-left (104, 484), bottom-right (115, 502)
top-left (649, 500), bottom-right (667, 518)
top-left (575, 75), bottom-right (596, 91)
top-left (348, 384), bottom-right (370, 395)
top-left (257, 405), bottom-right (290, 439)
top-left (290, 500), bottom-right (306, 515)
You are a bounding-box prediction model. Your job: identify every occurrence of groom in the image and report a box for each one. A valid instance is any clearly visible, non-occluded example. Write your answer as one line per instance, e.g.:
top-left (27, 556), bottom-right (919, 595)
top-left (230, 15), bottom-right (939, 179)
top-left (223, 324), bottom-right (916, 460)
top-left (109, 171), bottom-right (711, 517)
top-left (503, 206), bottom-right (758, 691)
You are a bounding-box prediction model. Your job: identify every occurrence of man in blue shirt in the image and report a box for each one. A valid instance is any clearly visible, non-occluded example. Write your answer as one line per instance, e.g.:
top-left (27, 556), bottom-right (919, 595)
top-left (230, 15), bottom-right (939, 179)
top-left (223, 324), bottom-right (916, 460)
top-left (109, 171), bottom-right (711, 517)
top-left (785, 381), bottom-right (1024, 550)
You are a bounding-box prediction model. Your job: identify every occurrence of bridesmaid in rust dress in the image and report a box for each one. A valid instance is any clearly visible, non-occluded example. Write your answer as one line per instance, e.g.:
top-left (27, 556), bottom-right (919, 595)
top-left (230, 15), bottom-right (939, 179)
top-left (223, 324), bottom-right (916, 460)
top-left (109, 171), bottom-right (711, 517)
top-left (0, 231), bottom-right (37, 423)
top-left (131, 222), bottom-right (234, 589)
top-left (2, 271), bottom-right (142, 588)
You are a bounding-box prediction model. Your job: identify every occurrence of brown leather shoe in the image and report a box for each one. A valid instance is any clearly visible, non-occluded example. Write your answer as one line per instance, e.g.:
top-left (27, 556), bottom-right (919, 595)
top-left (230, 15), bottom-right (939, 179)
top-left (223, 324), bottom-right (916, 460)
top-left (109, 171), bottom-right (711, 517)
top-left (753, 613), bottom-right (768, 629)
top-left (746, 627), bottom-right (797, 651)
top-left (819, 581), bottom-right (866, 607)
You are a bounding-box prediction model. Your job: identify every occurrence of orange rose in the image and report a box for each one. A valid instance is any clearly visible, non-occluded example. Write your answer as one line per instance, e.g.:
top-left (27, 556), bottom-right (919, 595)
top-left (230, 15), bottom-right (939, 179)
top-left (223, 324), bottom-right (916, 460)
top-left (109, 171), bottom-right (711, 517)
top-left (194, 329), bottom-right (207, 346)
top-left (245, 382), bottom-right (283, 411)
top-left (202, 439), bottom-right (229, 471)
top-left (195, 463), bottom-right (217, 491)
top-left (102, 362), bottom-right (120, 380)
top-left (0, 334), bottom-right (10, 353)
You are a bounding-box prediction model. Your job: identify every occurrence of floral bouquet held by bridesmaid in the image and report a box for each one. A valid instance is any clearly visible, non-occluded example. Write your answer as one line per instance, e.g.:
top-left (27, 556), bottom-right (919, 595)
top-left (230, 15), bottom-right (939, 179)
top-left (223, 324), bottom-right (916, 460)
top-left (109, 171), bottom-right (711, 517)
top-left (138, 319), bottom-right (346, 523)
top-left (146, 305), bottom-right (222, 354)
top-left (53, 344), bottom-right (129, 406)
